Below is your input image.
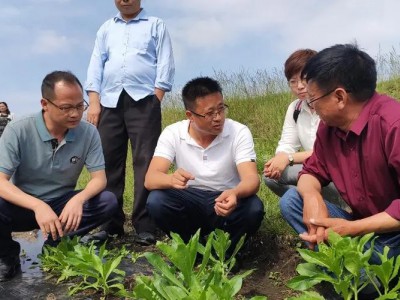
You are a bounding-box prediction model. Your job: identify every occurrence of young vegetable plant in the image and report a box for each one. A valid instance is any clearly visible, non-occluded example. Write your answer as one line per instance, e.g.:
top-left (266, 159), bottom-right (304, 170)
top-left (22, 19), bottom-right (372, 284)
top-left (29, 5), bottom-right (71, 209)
top-left (40, 236), bottom-right (130, 297)
top-left (133, 229), bottom-right (267, 300)
top-left (287, 231), bottom-right (400, 300)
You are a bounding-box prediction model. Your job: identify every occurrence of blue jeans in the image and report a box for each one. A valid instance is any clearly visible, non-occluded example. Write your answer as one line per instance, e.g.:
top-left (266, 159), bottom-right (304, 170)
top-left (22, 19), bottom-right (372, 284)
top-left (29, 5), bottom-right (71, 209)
top-left (280, 188), bottom-right (400, 264)
top-left (147, 187), bottom-right (265, 255)
top-left (263, 164), bottom-right (347, 209)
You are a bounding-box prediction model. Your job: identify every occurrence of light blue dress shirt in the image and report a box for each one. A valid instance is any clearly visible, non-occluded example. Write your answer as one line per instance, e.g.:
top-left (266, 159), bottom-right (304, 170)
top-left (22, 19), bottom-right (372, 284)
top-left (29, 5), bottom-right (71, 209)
top-left (85, 9), bottom-right (175, 107)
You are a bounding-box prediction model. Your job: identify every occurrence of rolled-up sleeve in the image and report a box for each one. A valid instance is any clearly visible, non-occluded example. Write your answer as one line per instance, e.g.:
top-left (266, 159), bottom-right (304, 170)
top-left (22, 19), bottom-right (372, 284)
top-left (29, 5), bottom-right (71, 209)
top-left (155, 20), bottom-right (175, 92)
top-left (85, 24), bottom-right (108, 94)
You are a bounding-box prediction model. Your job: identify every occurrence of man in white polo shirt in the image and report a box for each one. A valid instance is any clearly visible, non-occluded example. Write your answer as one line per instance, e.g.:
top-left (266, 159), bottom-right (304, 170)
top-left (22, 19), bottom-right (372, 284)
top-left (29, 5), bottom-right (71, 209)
top-left (145, 77), bottom-right (264, 255)
top-left (0, 71), bottom-right (118, 281)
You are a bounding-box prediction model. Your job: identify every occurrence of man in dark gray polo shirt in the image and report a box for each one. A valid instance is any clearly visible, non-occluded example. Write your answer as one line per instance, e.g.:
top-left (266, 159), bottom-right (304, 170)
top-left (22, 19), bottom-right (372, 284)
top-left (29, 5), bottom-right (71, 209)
top-left (0, 71), bottom-right (118, 281)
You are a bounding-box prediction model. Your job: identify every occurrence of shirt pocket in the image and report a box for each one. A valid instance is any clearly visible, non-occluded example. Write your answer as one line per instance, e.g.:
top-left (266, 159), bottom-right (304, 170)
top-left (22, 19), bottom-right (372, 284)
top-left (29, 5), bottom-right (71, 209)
top-left (129, 32), bottom-right (150, 51)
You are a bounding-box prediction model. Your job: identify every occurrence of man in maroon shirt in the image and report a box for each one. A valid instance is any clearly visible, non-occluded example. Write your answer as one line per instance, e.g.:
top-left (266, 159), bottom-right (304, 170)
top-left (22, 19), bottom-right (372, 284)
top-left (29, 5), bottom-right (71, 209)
top-left (280, 44), bottom-right (400, 264)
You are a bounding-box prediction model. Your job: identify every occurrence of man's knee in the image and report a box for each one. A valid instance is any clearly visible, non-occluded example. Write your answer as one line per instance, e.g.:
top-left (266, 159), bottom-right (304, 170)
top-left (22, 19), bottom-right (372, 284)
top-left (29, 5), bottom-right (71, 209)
top-left (146, 190), bottom-right (166, 218)
top-left (243, 196), bottom-right (265, 231)
top-left (98, 190), bottom-right (118, 216)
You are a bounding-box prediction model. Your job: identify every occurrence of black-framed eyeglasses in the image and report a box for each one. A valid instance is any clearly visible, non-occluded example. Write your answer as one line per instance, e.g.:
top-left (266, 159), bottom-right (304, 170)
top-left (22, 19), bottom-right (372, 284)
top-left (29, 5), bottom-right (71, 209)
top-left (190, 104), bottom-right (229, 120)
top-left (306, 89), bottom-right (336, 108)
top-left (44, 98), bottom-right (89, 114)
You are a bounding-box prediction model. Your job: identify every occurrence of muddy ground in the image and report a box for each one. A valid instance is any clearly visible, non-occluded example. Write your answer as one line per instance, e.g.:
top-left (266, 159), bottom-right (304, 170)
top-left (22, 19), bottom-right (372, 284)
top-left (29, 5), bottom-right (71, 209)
top-left (2, 229), bottom-right (305, 300)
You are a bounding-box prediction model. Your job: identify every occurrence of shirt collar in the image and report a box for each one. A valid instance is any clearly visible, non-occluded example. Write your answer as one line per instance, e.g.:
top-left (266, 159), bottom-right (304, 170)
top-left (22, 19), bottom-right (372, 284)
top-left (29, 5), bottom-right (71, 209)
top-left (348, 92), bottom-right (378, 136)
top-left (114, 8), bottom-right (148, 23)
top-left (35, 111), bottom-right (76, 142)
top-left (179, 119), bottom-right (230, 146)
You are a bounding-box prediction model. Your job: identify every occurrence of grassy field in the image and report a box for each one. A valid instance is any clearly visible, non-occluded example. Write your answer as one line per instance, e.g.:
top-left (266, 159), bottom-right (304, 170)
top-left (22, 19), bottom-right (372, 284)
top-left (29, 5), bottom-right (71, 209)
top-left (77, 73), bottom-right (400, 239)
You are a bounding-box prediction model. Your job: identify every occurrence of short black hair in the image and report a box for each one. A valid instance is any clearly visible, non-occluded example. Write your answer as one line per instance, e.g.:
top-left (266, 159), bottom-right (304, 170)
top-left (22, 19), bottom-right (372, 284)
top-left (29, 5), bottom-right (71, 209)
top-left (302, 44), bottom-right (377, 102)
top-left (41, 70), bottom-right (83, 100)
top-left (182, 77), bottom-right (222, 110)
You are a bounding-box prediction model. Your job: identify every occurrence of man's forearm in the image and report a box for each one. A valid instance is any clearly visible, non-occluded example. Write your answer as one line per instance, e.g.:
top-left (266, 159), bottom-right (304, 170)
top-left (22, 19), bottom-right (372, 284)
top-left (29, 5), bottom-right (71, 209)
top-left (0, 178), bottom-right (43, 211)
top-left (145, 171), bottom-right (174, 190)
top-left (73, 172), bottom-right (106, 203)
top-left (350, 212), bottom-right (400, 236)
top-left (233, 175), bottom-right (260, 199)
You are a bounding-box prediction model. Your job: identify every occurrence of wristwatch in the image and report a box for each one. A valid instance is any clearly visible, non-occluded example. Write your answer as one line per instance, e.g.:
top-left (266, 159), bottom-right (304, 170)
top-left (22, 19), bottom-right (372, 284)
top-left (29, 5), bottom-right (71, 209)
top-left (288, 154), bottom-right (294, 166)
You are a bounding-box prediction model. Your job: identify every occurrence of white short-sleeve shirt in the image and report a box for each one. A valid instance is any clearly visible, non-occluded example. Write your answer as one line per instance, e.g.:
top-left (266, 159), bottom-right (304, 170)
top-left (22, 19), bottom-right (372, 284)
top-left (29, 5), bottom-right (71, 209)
top-left (154, 118), bottom-right (256, 191)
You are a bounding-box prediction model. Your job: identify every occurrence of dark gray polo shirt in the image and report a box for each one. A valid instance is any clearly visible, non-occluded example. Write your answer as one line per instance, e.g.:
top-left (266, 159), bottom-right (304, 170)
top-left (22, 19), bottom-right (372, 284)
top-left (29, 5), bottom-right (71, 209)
top-left (0, 112), bottom-right (104, 200)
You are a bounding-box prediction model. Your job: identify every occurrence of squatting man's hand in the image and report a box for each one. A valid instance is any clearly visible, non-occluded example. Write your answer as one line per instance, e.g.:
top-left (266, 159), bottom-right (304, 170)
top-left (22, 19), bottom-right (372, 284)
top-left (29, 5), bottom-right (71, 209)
top-left (34, 197), bottom-right (85, 241)
top-left (214, 189), bottom-right (238, 217)
top-left (33, 201), bottom-right (64, 241)
top-left (300, 217), bottom-right (353, 247)
top-left (59, 196), bottom-right (85, 234)
top-left (171, 168), bottom-right (195, 189)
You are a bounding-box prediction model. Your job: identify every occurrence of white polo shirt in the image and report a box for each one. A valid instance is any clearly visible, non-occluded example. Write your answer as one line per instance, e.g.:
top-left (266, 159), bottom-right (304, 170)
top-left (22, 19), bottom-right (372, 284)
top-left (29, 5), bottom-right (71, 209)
top-left (276, 99), bottom-right (320, 154)
top-left (154, 118), bottom-right (256, 191)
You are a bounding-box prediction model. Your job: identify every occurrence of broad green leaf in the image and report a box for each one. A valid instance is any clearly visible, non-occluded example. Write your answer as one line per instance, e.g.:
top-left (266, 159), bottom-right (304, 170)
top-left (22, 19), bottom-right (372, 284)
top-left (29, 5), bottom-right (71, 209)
top-left (389, 255), bottom-right (400, 283)
top-left (327, 230), bottom-right (342, 245)
top-left (248, 296), bottom-right (268, 300)
top-left (296, 263), bottom-right (323, 277)
top-left (144, 252), bottom-right (187, 291)
top-left (343, 251), bottom-right (363, 276)
top-left (162, 285), bottom-right (189, 299)
top-left (286, 275), bottom-right (322, 291)
top-left (375, 292), bottom-right (400, 300)
top-left (370, 261), bottom-right (393, 288)
top-left (104, 255), bottom-right (125, 280)
top-left (287, 290), bottom-right (325, 300)
top-left (297, 248), bottom-right (331, 269)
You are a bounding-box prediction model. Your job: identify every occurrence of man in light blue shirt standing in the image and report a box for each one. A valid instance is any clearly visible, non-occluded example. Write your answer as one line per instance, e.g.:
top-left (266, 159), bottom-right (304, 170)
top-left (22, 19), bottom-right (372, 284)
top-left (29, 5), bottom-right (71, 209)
top-left (85, 0), bottom-right (175, 245)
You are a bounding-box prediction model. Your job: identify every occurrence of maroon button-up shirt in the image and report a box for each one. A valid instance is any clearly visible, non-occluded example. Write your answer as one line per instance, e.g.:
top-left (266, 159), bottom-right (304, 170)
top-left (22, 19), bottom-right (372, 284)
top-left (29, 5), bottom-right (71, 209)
top-left (301, 93), bottom-right (400, 220)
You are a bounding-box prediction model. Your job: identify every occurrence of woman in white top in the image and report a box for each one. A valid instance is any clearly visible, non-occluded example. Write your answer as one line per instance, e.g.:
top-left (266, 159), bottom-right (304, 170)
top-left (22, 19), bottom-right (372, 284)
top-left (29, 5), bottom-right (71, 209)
top-left (263, 49), bottom-right (343, 205)
top-left (0, 102), bottom-right (14, 120)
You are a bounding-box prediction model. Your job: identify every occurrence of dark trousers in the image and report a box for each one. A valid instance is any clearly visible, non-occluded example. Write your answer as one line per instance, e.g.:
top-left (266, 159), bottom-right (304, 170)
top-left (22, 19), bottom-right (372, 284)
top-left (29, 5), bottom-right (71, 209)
top-left (147, 188), bottom-right (265, 254)
top-left (0, 190), bottom-right (118, 257)
top-left (98, 90), bottom-right (161, 233)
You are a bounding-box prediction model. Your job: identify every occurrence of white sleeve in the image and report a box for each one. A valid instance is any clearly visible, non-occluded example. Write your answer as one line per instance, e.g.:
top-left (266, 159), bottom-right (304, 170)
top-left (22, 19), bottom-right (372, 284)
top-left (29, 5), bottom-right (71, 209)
top-left (153, 125), bottom-right (175, 163)
top-left (275, 100), bottom-right (301, 154)
top-left (234, 125), bottom-right (256, 165)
